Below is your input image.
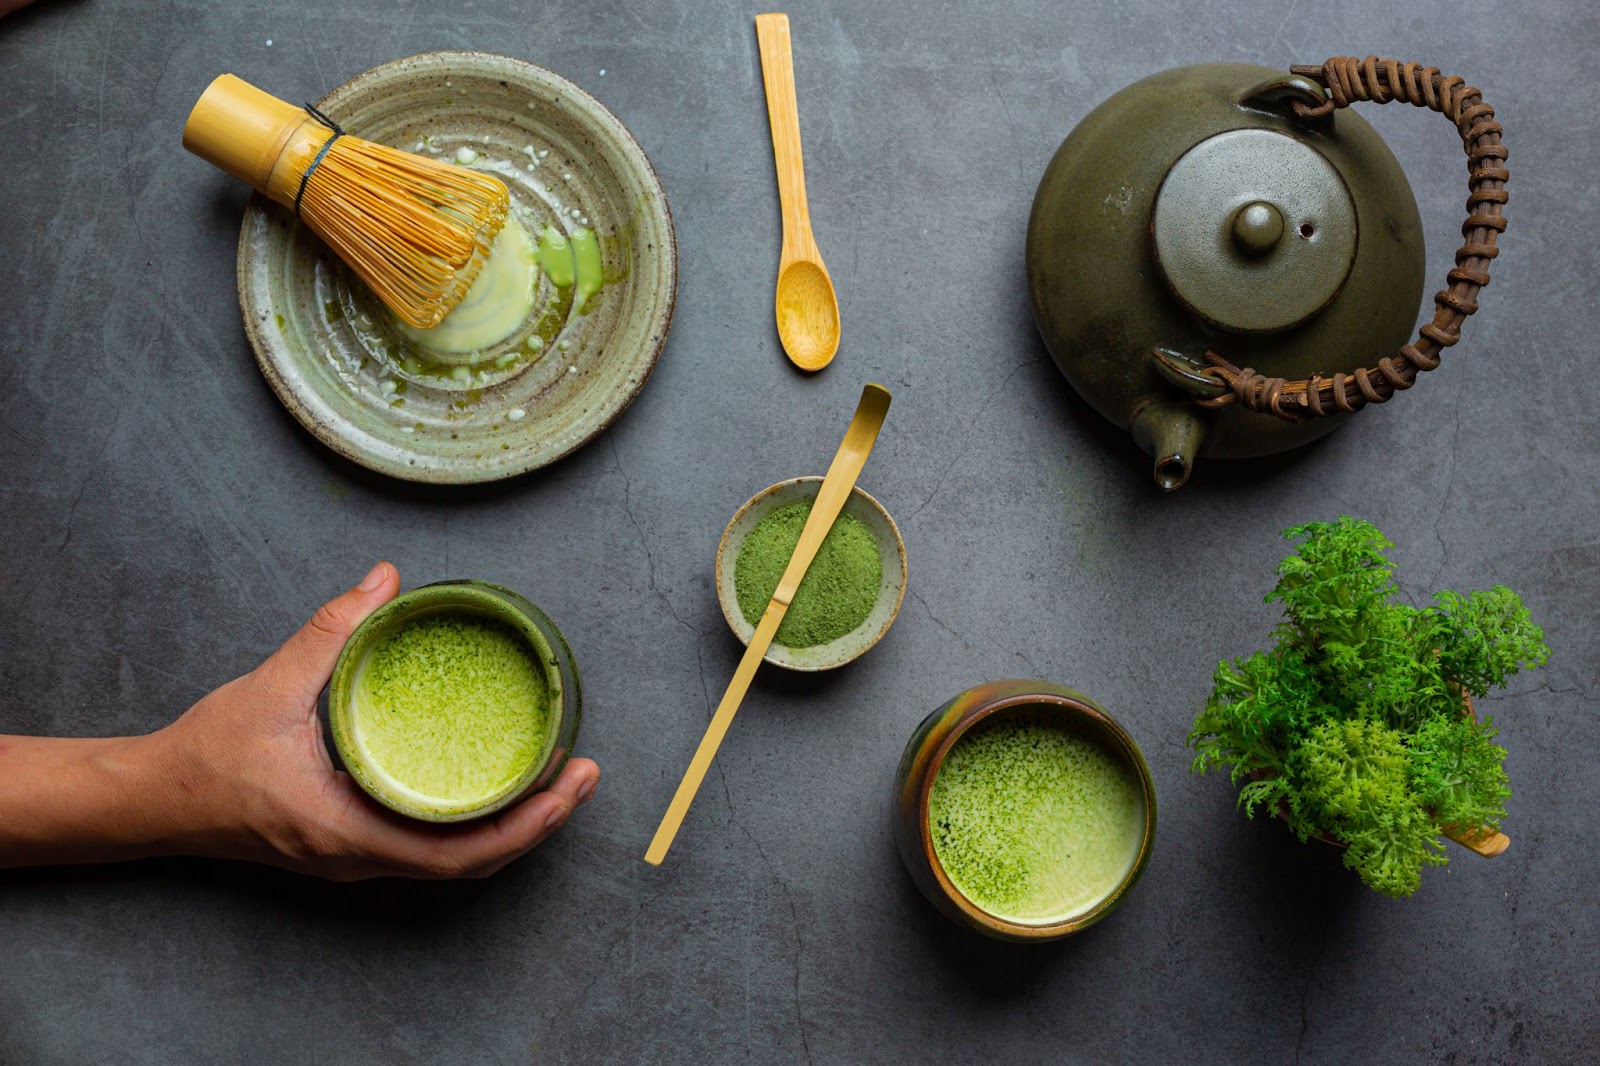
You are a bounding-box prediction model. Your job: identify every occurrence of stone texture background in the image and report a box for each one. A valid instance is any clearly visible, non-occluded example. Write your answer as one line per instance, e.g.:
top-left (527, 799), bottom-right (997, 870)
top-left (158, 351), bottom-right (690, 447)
top-left (1, 0), bottom-right (1596, 1062)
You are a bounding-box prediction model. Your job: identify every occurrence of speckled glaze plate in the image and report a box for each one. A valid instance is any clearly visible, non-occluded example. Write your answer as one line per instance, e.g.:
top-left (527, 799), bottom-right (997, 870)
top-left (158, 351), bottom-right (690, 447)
top-left (237, 52), bottom-right (676, 483)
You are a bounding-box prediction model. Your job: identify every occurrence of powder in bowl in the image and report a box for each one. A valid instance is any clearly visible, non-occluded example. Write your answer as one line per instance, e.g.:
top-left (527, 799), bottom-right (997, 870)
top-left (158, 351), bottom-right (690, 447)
top-left (733, 501), bottom-right (882, 648)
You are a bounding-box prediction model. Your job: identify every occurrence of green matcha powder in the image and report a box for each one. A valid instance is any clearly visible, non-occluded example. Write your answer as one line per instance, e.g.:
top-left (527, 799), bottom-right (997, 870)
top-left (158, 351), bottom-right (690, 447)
top-left (734, 502), bottom-right (882, 648)
top-left (929, 716), bottom-right (1144, 923)
top-left (355, 613), bottom-right (550, 806)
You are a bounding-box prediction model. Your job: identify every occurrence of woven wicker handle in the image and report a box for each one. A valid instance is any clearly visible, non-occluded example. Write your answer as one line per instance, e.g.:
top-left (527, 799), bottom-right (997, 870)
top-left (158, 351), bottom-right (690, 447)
top-left (1193, 56), bottom-right (1508, 423)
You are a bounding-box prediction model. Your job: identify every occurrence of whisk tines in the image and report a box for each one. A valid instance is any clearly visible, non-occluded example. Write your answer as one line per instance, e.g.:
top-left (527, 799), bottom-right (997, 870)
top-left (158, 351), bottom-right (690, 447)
top-left (183, 74), bottom-right (510, 329)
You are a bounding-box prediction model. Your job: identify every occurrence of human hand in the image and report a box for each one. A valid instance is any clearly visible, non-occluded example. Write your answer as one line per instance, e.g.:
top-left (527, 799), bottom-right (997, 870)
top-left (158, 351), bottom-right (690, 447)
top-left (145, 562), bottom-right (600, 880)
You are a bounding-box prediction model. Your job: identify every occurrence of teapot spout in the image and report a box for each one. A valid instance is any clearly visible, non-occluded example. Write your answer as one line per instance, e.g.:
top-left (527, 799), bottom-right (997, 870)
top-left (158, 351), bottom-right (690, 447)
top-left (1130, 399), bottom-right (1207, 491)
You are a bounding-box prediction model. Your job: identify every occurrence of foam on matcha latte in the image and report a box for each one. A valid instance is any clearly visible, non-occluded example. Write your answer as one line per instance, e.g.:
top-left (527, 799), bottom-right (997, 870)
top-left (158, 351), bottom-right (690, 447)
top-left (929, 712), bottom-right (1145, 923)
top-left (350, 610), bottom-right (552, 809)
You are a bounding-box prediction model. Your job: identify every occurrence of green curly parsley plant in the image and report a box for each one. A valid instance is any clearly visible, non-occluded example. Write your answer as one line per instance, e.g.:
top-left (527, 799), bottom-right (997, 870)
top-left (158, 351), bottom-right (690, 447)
top-left (1188, 518), bottom-right (1548, 898)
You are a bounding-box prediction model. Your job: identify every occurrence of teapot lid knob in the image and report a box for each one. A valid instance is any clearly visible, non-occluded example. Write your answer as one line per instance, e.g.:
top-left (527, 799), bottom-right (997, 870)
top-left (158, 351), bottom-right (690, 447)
top-left (1230, 201), bottom-right (1284, 256)
top-left (1153, 129), bottom-right (1356, 334)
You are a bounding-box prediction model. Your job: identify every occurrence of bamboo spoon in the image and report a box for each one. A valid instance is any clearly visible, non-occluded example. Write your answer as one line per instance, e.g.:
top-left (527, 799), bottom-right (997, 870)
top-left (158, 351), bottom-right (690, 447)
top-left (645, 383), bottom-right (892, 865)
top-left (1444, 692), bottom-right (1510, 857)
top-left (755, 12), bottom-right (841, 371)
top-left (1445, 824), bottom-right (1510, 858)
top-left (1311, 821), bottom-right (1506, 857)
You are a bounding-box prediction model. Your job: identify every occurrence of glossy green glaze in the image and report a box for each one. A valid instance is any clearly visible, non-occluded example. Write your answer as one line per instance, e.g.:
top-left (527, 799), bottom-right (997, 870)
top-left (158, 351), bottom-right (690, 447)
top-left (1026, 64), bottom-right (1426, 485)
top-left (891, 679), bottom-right (1157, 942)
top-left (329, 579), bottom-right (582, 822)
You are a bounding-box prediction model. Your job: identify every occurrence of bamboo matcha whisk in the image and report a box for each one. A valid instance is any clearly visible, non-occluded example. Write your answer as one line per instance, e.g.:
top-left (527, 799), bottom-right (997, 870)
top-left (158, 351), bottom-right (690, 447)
top-left (183, 74), bottom-right (509, 329)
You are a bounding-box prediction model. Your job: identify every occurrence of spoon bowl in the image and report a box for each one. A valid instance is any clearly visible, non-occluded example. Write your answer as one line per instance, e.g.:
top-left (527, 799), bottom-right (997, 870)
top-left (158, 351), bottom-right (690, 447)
top-left (775, 259), bottom-right (840, 370)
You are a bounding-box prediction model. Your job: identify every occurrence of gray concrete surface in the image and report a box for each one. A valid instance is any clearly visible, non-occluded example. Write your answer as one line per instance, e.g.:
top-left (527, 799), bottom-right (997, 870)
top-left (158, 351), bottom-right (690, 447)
top-left (2, 0), bottom-right (1597, 1062)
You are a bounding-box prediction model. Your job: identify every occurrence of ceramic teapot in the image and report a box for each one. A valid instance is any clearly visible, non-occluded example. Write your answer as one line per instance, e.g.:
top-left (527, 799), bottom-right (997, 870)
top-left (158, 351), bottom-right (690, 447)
top-left (1027, 57), bottom-right (1507, 489)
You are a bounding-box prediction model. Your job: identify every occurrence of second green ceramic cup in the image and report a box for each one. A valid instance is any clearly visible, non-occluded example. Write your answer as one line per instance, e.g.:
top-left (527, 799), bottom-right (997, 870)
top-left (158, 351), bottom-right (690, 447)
top-left (892, 679), bottom-right (1157, 942)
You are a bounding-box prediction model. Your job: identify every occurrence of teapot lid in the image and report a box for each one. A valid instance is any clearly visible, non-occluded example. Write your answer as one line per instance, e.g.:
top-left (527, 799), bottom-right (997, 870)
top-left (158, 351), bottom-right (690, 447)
top-left (1152, 128), bottom-right (1356, 334)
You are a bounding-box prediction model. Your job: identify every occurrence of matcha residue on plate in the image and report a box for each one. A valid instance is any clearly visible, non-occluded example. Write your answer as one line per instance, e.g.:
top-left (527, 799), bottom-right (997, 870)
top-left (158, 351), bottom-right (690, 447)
top-left (535, 225), bottom-right (604, 312)
top-left (929, 715), bottom-right (1145, 924)
top-left (734, 501), bottom-right (881, 648)
top-left (353, 612), bottom-right (550, 807)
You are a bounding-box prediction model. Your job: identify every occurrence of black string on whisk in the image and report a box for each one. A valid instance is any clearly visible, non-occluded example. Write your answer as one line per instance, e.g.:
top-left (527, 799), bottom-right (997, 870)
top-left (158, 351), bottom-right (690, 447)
top-left (293, 103), bottom-right (346, 217)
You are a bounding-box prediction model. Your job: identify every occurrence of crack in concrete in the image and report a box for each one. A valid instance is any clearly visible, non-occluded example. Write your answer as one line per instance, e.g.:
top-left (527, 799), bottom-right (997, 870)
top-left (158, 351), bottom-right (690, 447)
top-left (611, 433), bottom-right (696, 635)
top-left (909, 586), bottom-right (1039, 678)
top-left (1425, 398), bottom-right (1466, 591)
top-left (560, 881), bottom-right (669, 1028)
top-left (984, 67), bottom-right (1027, 185)
top-left (726, 790), bottom-right (812, 1064)
top-left (53, 406), bottom-right (123, 556)
top-left (903, 359), bottom-right (1038, 525)
top-left (1527, 679), bottom-right (1600, 703)
top-left (693, 628), bottom-right (722, 719)
top-left (712, 745), bottom-right (811, 1063)
top-left (1293, 922), bottom-right (1331, 1065)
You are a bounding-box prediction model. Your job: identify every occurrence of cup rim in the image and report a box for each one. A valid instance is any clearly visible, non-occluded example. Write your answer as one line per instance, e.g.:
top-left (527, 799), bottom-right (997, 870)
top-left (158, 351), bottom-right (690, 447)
top-left (714, 476), bottom-right (908, 672)
top-left (329, 578), bottom-right (566, 821)
top-left (915, 690), bottom-right (1158, 939)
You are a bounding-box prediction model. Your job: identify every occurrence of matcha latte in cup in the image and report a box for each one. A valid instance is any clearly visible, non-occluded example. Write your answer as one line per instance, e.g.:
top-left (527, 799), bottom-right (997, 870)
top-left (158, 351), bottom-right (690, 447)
top-left (892, 679), bottom-right (1155, 941)
top-left (329, 580), bottom-right (580, 822)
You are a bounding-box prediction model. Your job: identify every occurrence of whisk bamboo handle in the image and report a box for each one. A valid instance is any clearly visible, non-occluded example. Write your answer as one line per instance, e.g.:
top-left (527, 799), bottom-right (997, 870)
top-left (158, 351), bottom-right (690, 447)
top-left (181, 73), bottom-right (511, 330)
top-left (182, 75), bottom-right (327, 207)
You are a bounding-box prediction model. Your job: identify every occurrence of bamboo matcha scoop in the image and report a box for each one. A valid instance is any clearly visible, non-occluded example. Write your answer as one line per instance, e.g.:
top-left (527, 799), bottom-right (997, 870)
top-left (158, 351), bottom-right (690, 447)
top-left (645, 383), bottom-right (891, 865)
top-left (756, 13), bottom-right (841, 371)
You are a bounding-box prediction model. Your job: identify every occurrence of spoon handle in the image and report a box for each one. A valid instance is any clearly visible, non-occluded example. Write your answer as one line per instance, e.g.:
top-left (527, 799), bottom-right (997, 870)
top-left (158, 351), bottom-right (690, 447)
top-left (644, 384), bottom-right (892, 866)
top-left (1444, 823), bottom-right (1511, 858)
top-left (755, 13), bottom-right (814, 257)
top-left (643, 594), bottom-right (788, 867)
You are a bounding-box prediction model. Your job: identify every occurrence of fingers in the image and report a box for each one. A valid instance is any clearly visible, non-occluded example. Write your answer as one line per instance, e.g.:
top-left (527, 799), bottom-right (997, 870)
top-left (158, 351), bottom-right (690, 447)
top-left (259, 562), bottom-right (399, 705)
top-left (476, 757), bottom-right (601, 867)
top-left (333, 758), bottom-right (601, 879)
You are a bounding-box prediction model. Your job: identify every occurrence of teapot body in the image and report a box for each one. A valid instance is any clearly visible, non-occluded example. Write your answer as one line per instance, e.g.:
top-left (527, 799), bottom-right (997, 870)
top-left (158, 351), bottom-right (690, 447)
top-left (1026, 63), bottom-right (1425, 478)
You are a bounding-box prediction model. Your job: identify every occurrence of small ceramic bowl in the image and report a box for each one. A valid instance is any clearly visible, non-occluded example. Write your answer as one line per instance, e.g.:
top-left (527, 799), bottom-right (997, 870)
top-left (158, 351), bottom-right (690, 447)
top-left (329, 579), bottom-right (581, 822)
top-left (891, 679), bottom-right (1157, 942)
top-left (715, 476), bottom-right (907, 672)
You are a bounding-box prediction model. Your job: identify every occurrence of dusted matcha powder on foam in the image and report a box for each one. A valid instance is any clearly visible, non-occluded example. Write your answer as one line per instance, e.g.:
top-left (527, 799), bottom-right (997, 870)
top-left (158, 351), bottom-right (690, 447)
top-left (929, 714), bottom-right (1145, 923)
top-left (351, 611), bottom-right (552, 809)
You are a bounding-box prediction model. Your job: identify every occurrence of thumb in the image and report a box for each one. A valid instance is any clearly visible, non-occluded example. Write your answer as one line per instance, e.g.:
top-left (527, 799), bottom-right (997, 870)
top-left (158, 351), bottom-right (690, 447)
top-left (260, 562), bottom-right (400, 703)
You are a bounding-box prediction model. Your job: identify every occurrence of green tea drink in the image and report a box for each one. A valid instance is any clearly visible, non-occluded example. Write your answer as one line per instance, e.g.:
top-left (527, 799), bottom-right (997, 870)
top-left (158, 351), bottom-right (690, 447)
top-left (929, 712), bottom-right (1146, 923)
top-left (349, 610), bottom-right (552, 811)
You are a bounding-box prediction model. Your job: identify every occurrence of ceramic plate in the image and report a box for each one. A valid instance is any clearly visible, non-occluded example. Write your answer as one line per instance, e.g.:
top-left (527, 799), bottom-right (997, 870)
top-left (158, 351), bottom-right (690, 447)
top-left (236, 52), bottom-right (676, 483)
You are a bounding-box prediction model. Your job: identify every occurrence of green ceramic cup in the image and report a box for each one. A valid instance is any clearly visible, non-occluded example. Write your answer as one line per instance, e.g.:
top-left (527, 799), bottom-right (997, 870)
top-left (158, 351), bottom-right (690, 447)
top-left (892, 679), bottom-right (1156, 942)
top-left (329, 580), bottom-right (581, 822)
